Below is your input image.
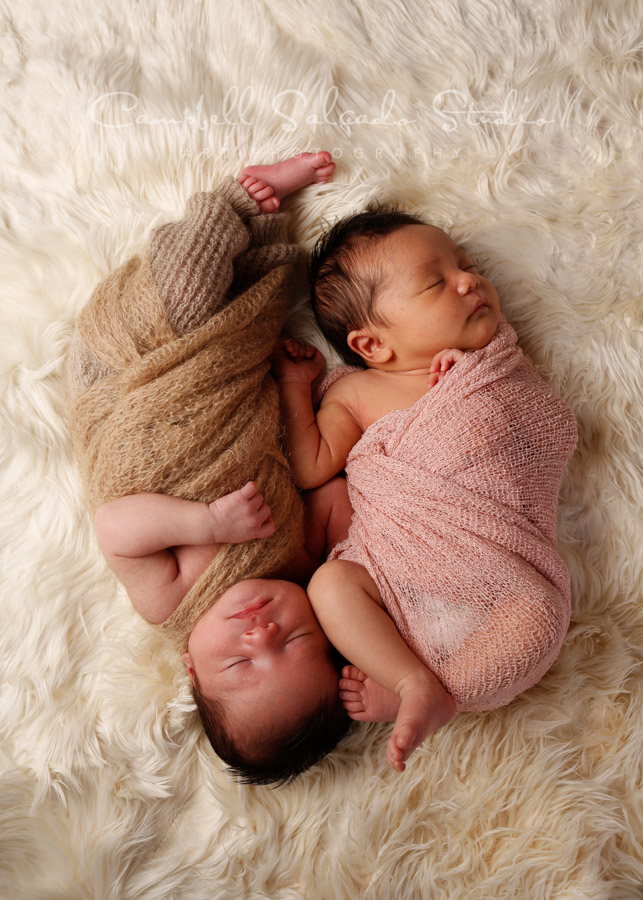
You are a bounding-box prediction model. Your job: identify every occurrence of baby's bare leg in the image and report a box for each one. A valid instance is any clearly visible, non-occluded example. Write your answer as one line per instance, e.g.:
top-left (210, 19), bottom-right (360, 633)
top-left (302, 476), bottom-right (353, 559)
top-left (308, 559), bottom-right (456, 771)
top-left (274, 477), bottom-right (352, 584)
top-left (441, 586), bottom-right (566, 709)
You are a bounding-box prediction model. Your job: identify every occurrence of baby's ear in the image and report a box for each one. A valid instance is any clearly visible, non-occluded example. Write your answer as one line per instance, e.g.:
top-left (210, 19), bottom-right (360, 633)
top-left (182, 652), bottom-right (196, 686)
top-left (347, 329), bottom-right (393, 364)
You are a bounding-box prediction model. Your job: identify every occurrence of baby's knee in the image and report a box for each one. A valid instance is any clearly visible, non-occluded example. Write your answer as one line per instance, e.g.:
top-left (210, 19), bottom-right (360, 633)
top-left (440, 592), bottom-right (568, 711)
top-left (308, 557), bottom-right (352, 594)
top-left (308, 558), bottom-right (377, 606)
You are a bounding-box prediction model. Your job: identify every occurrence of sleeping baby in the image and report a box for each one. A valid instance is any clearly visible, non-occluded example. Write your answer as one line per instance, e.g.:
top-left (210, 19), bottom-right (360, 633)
top-left (272, 208), bottom-right (578, 771)
top-left (67, 152), bottom-right (359, 787)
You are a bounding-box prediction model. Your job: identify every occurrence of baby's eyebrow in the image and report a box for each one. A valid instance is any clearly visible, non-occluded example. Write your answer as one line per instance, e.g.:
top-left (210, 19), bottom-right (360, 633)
top-left (220, 665), bottom-right (259, 687)
top-left (413, 259), bottom-right (441, 278)
top-left (413, 248), bottom-right (466, 279)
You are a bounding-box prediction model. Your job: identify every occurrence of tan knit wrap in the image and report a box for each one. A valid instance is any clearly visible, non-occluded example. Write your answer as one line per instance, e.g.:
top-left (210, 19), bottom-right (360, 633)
top-left (66, 178), bottom-right (304, 651)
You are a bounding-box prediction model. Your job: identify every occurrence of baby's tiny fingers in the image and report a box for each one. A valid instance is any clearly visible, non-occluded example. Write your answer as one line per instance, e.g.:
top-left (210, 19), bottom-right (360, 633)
top-left (244, 491), bottom-right (266, 512)
top-left (279, 337), bottom-right (300, 360)
top-left (239, 481), bottom-right (260, 501)
top-left (248, 492), bottom-right (269, 513)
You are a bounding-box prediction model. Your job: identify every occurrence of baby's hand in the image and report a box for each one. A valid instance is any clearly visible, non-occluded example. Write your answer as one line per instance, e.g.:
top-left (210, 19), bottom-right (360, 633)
top-left (428, 348), bottom-right (464, 388)
top-left (339, 666), bottom-right (401, 722)
top-left (208, 482), bottom-right (275, 544)
top-left (271, 338), bottom-right (325, 385)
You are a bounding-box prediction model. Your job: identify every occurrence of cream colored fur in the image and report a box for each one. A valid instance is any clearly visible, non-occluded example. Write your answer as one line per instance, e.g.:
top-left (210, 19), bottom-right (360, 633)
top-left (1, 1), bottom-right (642, 897)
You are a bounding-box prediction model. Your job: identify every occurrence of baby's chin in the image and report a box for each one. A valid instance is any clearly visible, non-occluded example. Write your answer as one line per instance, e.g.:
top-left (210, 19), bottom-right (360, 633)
top-left (210, 578), bottom-right (277, 619)
top-left (468, 309), bottom-right (501, 347)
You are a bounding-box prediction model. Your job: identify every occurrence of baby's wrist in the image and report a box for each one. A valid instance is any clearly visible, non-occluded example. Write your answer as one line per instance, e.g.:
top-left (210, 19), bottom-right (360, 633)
top-left (206, 499), bottom-right (227, 544)
top-left (278, 375), bottom-right (315, 389)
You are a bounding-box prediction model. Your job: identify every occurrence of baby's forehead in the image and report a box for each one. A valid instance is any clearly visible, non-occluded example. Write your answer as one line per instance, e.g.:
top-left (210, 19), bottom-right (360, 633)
top-left (373, 223), bottom-right (461, 266)
top-left (391, 222), bottom-right (455, 248)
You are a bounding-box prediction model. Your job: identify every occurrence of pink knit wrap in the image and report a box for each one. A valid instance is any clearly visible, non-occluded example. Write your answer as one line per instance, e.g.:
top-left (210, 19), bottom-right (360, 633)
top-left (326, 317), bottom-right (578, 711)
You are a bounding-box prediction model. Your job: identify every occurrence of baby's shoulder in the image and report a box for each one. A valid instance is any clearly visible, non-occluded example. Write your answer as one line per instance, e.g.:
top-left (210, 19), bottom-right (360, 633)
top-left (314, 364), bottom-right (365, 406)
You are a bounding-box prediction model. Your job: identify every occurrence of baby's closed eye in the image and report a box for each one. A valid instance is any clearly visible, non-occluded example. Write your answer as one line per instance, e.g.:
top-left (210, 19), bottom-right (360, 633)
top-left (424, 264), bottom-right (478, 291)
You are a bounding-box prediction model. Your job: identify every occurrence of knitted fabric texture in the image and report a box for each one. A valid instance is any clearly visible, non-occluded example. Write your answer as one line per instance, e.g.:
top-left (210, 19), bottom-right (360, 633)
top-left (324, 317), bottom-right (578, 712)
top-left (66, 177), bottom-right (304, 651)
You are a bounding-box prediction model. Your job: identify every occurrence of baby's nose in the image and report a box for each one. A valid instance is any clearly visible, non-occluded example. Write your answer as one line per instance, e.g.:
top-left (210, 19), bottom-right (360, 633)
top-left (243, 621), bottom-right (279, 646)
top-left (457, 271), bottom-right (479, 294)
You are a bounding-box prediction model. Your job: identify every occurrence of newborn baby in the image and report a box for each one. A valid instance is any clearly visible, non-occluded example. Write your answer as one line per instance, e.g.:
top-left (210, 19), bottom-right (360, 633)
top-left (68, 152), bottom-right (361, 787)
top-left (273, 208), bottom-right (578, 770)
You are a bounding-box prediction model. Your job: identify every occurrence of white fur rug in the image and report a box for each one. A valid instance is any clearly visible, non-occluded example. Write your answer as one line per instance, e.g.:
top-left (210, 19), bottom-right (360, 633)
top-left (1, 1), bottom-right (642, 897)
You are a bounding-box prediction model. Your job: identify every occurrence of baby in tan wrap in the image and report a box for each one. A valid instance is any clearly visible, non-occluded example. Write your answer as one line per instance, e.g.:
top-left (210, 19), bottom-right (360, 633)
top-left (76, 153), bottom-right (356, 787)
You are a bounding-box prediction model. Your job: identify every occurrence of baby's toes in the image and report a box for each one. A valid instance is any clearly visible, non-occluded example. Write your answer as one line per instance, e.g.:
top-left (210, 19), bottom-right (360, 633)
top-left (387, 737), bottom-right (406, 771)
top-left (258, 196), bottom-right (280, 213)
top-left (309, 150), bottom-right (333, 167)
top-left (248, 181), bottom-right (274, 201)
top-left (339, 685), bottom-right (362, 702)
top-left (313, 161), bottom-right (336, 182)
top-left (393, 721), bottom-right (418, 753)
top-left (342, 665), bottom-right (366, 681)
top-left (340, 696), bottom-right (364, 713)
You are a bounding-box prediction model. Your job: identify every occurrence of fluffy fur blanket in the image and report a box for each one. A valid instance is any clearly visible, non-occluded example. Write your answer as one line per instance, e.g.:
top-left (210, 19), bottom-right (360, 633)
top-left (1, 1), bottom-right (641, 898)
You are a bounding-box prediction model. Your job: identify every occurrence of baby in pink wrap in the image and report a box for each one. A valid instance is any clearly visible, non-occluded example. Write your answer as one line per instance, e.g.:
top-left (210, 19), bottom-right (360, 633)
top-left (273, 209), bottom-right (578, 771)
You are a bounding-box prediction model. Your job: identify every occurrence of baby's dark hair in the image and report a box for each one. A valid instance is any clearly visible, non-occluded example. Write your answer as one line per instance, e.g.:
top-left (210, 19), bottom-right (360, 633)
top-left (309, 205), bottom-right (427, 367)
top-left (192, 649), bottom-right (352, 787)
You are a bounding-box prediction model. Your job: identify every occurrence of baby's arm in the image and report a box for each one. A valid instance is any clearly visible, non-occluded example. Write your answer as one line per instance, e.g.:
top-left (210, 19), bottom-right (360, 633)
top-left (272, 339), bottom-right (363, 489)
top-left (95, 482), bottom-right (273, 624)
top-left (307, 560), bottom-right (456, 771)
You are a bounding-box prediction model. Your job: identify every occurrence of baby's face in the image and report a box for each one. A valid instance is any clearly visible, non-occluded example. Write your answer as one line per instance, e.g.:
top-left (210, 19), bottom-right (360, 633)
top-left (361, 224), bottom-right (501, 367)
top-left (183, 579), bottom-right (339, 732)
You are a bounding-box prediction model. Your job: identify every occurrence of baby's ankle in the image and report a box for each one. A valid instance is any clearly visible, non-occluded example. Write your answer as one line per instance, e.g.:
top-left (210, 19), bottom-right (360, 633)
top-left (395, 666), bottom-right (444, 699)
top-left (395, 669), bottom-right (456, 735)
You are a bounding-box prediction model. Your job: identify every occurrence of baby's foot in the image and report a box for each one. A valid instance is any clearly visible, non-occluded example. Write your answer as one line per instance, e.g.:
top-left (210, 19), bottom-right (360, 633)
top-left (238, 176), bottom-right (280, 213)
top-left (340, 665), bottom-right (401, 722)
top-left (238, 151), bottom-right (335, 212)
top-left (387, 673), bottom-right (456, 772)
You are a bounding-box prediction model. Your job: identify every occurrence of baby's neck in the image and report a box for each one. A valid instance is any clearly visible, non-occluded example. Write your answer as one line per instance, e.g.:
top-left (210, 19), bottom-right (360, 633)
top-left (366, 361), bottom-right (436, 377)
top-left (382, 366), bottom-right (434, 376)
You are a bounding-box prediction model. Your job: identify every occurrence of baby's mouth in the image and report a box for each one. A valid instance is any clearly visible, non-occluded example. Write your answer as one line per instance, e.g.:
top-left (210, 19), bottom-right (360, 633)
top-left (232, 599), bottom-right (271, 619)
top-left (470, 297), bottom-right (489, 315)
